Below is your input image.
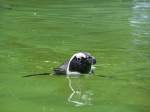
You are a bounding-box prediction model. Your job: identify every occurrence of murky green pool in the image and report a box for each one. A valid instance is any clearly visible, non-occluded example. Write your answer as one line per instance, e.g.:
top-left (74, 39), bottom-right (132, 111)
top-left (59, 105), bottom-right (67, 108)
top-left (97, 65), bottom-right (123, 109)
top-left (0, 0), bottom-right (150, 112)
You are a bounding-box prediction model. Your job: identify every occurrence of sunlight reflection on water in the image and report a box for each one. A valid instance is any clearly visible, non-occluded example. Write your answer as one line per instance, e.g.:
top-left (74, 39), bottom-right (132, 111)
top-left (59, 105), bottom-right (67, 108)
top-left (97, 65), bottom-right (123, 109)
top-left (130, 0), bottom-right (150, 38)
top-left (67, 76), bottom-right (93, 107)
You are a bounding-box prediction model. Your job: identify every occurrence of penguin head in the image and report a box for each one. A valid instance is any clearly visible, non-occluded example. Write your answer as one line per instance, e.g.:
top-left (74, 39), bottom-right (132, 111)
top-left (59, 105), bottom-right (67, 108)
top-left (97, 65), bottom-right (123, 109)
top-left (69, 52), bottom-right (96, 74)
top-left (75, 52), bottom-right (96, 65)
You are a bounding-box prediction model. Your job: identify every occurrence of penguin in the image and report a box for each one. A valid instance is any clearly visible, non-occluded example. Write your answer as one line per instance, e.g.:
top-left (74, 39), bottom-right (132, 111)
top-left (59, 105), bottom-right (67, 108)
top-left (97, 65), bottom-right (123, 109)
top-left (53, 52), bottom-right (96, 75)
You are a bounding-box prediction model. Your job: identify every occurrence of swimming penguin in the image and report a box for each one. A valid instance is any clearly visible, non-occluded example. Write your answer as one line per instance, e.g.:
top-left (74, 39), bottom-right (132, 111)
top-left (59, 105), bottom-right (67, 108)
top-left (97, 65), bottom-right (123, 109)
top-left (53, 52), bottom-right (96, 75)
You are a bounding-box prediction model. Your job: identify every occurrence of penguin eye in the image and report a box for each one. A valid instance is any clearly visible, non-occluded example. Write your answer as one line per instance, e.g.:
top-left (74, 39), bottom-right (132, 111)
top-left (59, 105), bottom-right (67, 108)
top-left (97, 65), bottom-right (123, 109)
top-left (77, 58), bottom-right (81, 61)
top-left (88, 56), bottom-right (92, 59)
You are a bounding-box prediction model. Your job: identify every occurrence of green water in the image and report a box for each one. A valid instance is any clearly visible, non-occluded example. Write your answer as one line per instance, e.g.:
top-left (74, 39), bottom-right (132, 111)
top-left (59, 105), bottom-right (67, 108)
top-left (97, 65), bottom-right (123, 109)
top-left (0, 0), bottom-right (150, 112)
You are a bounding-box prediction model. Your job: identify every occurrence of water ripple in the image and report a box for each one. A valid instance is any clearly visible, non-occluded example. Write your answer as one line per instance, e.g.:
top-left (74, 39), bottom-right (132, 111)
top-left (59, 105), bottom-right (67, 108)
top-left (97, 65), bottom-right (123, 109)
top-left (129, 0), bottom-right (150, 44)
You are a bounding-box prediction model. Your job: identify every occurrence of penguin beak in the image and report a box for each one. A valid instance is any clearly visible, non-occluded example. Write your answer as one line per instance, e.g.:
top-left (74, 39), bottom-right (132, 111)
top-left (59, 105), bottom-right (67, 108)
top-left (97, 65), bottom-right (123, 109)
top-left (86, 56), bottom-right (96, 64)
top-left (87, 58), bottom-right (93, 64)
top-left (92, 57), bottom-right (96, 64)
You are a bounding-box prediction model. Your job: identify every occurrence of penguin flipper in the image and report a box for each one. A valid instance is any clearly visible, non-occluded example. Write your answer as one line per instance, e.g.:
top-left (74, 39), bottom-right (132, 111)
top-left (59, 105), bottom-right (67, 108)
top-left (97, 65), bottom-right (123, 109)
top-left (53, 60), bottom-right (69, 75)
top-left (53, 68), bottom-right (66, 75)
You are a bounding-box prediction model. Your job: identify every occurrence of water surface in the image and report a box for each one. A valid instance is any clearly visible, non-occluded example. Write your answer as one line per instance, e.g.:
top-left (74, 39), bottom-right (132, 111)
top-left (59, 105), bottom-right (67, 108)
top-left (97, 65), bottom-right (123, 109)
top-left (0, 0), bottom-right (150, 112)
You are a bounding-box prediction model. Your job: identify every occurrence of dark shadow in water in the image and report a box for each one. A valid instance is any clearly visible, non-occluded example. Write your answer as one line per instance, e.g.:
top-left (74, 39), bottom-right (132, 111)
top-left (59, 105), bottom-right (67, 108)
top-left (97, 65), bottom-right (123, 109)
top-left (23, 73), bottom-right (114, 78)
top-left (95, 75), bottom-right (114, 79)
top-left (23, 73), bottom-right (50, 77)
